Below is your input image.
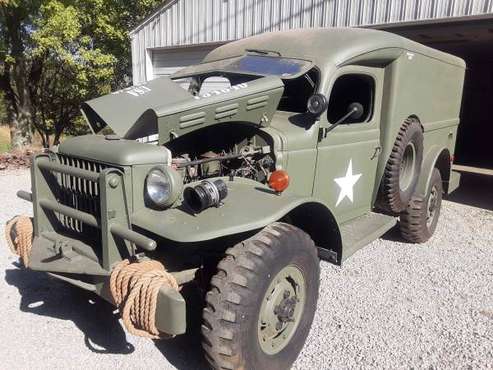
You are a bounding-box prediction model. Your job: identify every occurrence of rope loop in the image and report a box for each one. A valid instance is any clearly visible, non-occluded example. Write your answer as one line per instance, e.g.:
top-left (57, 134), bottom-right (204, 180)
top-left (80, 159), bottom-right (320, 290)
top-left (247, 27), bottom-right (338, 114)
top-left (4, 215), bottom-right (33, 267)
top-left (110, 259), bottom-right (179, 338)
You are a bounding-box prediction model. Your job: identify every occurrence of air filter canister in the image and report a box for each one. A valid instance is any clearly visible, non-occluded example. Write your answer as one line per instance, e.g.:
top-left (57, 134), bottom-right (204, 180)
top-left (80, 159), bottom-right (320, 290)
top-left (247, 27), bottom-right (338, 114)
top-left (184, 179), bottom-right (228, 213)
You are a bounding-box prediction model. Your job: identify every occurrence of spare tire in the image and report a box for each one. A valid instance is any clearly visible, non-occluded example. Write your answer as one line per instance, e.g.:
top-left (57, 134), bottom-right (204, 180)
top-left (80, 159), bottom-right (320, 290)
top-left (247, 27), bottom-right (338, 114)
top-left (380, 117), bottom-right (423, 213)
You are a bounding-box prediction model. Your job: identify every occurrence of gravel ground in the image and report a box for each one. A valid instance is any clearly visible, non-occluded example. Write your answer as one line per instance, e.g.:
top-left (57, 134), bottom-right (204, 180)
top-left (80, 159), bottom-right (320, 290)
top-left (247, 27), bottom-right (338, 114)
top-left (0, 169), bottom-right (492, 369)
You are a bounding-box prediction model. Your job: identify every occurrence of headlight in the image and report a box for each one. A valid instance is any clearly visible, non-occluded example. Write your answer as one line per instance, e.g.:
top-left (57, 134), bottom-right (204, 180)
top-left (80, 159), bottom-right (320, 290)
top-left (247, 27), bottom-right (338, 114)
top-left (145, 168), bottom-right (182, 209)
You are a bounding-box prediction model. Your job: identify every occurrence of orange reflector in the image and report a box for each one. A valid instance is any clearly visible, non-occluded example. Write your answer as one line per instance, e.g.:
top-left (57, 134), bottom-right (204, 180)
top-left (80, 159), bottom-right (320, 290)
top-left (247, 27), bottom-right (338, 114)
top-left (268, 170), bottom-right (290, 193)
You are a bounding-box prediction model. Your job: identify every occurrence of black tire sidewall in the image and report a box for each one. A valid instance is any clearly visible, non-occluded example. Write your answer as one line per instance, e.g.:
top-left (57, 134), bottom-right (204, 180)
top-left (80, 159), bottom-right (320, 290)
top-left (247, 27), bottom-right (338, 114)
top-left (242, 229), bottom-right (320, 370)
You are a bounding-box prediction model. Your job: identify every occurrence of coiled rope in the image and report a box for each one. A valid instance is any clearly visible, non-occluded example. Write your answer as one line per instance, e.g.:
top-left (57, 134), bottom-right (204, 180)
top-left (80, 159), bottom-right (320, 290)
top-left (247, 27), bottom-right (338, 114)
top-left (110, 259), bottom-right (179, 338)
top-left (4, 215), bottom-right (33, 267)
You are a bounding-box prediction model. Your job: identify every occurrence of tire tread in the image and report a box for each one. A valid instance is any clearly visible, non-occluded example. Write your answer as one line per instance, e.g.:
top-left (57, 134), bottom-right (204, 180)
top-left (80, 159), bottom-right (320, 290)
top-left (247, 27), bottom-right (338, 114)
top-left (380, 117), bottom-right (423, 213)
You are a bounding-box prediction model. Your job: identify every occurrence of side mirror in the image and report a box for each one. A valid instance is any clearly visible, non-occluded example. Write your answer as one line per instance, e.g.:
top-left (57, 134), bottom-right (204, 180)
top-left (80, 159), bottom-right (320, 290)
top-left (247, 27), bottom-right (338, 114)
top-left (321, 101), bottom-right (365, 138)
top-left (307, 93), bottom-right (328, 117)
top-left (347, 102), bottom-right (364, 121)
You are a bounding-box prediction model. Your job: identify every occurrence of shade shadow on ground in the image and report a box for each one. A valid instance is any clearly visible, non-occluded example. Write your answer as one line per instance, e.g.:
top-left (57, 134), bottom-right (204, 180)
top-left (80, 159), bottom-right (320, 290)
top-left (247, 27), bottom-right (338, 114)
top-left (4, 265), bottom-right (134, 354)
top-left (4, 264), bottom-right (208, 369)
top-left (154, 283), bottom-right (209, 370)
top-left (380, 223), bottom-right (402, 242)
top-left (446, 171), bottom-right (493, 211)
top-left (381, 170), bottom-right (492, 242)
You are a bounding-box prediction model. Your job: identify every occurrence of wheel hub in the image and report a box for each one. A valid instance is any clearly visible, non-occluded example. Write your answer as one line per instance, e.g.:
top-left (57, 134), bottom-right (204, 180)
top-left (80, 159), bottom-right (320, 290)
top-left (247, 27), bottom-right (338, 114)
top-left (274, 291), bottom-right (297, 323)
top-left (257, 265), bottom-right (305, 355)
top-left (426, 185), bottom-right (438, 228)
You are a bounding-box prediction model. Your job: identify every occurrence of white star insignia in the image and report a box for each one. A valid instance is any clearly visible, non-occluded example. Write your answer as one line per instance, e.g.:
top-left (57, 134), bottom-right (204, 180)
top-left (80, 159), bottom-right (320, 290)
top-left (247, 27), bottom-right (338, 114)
top-left (334, 159), bottom-right (362, 207)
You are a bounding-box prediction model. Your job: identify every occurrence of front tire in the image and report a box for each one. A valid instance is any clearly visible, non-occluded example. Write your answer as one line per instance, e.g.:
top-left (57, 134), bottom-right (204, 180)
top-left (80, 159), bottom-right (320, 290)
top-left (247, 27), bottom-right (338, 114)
top-left (202, 223), bottom-right (320, 370)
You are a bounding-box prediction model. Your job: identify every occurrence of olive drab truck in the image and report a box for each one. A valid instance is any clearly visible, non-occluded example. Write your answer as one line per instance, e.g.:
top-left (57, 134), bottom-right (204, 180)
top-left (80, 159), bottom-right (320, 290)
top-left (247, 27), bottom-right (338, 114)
top-left (5, 28), bottom-right (465, 370)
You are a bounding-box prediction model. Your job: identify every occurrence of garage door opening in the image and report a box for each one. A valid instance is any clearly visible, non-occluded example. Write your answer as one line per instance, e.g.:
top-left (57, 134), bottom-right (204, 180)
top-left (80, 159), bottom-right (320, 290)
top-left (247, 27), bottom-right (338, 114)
top-left (378, 16), bottom-right (493, 210)
top-left (150, 44), bottom-right (230, 94)
top-left (380, 15), bottom-right (493, 171)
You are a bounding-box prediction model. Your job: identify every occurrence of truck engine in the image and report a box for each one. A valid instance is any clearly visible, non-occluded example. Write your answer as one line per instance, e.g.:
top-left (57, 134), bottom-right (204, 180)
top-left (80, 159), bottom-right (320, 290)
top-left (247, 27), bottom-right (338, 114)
top-left (165, 124), bottom-right (275, 184)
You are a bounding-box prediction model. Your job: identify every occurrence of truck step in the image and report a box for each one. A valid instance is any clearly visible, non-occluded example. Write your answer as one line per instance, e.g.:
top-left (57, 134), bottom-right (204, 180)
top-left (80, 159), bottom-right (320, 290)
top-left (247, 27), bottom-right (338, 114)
top-left (340, 212), bottom-right (396, 262)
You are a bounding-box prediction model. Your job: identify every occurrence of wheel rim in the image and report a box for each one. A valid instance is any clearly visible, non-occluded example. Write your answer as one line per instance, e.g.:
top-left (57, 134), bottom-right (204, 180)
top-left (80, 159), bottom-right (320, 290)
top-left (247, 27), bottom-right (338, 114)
top-left (257, 265), bottom-right (306, 355)
top-left (399, 143), bottom-right (416, 191)
top-left (426, 184), bottom-right (439, 228)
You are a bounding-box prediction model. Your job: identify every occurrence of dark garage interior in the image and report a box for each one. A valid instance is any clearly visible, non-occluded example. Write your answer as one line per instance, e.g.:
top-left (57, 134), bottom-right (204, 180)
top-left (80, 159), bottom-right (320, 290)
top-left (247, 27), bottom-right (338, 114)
top-left (377, 16), bottom-right (493, 210)
top-left (379, 15), bottom-right (493, 171)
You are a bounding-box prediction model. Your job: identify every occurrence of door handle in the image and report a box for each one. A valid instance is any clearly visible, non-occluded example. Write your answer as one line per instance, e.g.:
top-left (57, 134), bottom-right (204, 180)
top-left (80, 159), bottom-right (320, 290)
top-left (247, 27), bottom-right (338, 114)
top-left (371, 146), bottom-right (381, 160)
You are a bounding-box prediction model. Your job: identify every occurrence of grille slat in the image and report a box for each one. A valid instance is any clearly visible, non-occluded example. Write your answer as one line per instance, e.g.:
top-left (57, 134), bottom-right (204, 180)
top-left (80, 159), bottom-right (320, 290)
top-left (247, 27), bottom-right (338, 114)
top-left (55, 154), bottom-right (104, 234)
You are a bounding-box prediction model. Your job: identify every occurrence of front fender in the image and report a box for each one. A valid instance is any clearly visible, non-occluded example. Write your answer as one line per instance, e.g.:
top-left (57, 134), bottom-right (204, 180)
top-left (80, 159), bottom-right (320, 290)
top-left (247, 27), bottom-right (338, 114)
top-left (131, 177), bottom-right (328, 243)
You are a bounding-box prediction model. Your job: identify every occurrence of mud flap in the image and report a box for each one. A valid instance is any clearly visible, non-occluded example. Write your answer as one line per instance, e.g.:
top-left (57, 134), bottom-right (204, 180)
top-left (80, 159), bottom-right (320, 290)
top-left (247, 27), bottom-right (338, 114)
top-left (447, 170), bottom-right (461, 194)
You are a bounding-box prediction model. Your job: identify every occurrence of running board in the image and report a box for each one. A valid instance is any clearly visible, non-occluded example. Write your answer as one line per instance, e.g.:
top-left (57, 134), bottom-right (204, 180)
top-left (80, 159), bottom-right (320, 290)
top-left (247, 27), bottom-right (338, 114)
top-left (340, 212), bottom-right (397, 262)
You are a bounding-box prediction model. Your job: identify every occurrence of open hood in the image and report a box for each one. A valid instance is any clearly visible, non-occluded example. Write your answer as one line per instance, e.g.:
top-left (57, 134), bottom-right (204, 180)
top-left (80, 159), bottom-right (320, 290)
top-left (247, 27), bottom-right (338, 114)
top-left (81, 77), bottom-right (192, 139)
top-left (81, 76), bottom-right (285, 143)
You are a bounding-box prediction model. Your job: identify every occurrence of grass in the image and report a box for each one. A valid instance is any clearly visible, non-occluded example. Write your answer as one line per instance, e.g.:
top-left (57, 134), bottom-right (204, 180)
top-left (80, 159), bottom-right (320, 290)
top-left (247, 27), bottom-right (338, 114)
top-left (0, 125), bottom-right (10, 153)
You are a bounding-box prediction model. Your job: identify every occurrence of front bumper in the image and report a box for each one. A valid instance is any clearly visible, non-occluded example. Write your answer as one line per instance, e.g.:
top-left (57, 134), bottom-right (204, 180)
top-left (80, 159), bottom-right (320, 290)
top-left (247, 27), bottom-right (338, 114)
top-left (16, 153), bottom-right (188, 335)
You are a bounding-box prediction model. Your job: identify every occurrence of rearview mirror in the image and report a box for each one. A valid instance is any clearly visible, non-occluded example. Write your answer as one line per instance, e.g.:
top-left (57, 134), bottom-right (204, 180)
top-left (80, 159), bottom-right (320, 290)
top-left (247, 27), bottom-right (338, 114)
top-left (307, 93), bottom-right (328, 117)
top-left (321, 101), bottom-right (366, 138)
top-left (348, 102), bottom-right (364, 120)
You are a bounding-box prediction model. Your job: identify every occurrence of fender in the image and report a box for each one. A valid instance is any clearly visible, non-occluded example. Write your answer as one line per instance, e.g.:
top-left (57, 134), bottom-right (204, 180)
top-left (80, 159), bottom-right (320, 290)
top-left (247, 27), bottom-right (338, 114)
top-left (131, 177), bottom-right (341, 258)
top-left (415, 145), bottom-right (452, 198)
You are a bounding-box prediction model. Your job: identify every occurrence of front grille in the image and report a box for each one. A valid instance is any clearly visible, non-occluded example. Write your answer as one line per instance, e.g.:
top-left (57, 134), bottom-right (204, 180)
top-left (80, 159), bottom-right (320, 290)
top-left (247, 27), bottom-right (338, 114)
top-left (55, 154), bottom-right (107, 233)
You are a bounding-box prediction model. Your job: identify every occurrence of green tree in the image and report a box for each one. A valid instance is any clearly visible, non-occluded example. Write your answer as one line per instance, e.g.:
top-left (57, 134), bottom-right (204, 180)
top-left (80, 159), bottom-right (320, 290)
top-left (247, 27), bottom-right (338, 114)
top-left (76, 0), bottom-right (163, 89)
top-left (0, 0), bottom-right (161, 148)
top-left (0, 0), bottom-right (41, 148)
top-left (30, 0), bottom-right (116, 146)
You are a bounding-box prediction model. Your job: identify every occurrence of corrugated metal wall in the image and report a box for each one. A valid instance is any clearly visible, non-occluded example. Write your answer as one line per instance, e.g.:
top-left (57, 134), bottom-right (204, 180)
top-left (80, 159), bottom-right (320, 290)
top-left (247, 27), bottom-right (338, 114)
top-left (131, 0), bottom-right (493, 84)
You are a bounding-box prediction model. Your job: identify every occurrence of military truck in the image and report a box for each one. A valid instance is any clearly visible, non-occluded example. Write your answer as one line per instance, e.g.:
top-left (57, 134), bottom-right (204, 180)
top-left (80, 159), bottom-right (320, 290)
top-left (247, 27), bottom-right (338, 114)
top-left (6, 28), bottom-right (464, 369)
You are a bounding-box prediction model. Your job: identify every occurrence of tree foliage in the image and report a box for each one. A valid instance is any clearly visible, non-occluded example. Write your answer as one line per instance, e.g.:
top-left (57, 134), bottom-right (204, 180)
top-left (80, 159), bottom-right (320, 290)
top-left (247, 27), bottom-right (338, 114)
top-left (30, 0), bottom-right (116, 146)
top-left (0, 0), bottom-right (41, 147)
top-left (0, 0), bottom-right (161, 148)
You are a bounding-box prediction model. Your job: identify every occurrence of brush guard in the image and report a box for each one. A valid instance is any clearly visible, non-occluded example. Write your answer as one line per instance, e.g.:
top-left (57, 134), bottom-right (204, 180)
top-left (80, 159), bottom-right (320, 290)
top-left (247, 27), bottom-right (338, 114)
top-left (8, 153), bottom-right (188, 337)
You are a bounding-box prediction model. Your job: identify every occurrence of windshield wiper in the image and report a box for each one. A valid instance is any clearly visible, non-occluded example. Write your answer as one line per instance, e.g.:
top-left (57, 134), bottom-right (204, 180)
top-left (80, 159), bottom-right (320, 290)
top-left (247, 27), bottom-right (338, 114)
top-left (245, 48), bottom-right (281, 56)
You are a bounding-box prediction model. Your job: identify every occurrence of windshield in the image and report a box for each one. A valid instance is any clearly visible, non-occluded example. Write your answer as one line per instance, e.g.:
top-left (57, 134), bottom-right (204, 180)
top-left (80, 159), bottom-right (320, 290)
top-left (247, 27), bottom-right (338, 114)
top-left (172, 55), bottom-right (312, 80)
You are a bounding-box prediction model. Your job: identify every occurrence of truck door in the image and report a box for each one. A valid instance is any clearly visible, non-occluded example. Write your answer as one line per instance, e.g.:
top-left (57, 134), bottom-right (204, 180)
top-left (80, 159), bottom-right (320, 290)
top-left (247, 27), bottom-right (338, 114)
top-left (313, 66), bottom-right (384, 223)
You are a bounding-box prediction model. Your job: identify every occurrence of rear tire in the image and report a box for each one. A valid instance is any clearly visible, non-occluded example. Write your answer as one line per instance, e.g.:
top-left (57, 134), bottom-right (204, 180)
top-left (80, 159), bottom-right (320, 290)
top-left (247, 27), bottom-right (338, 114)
top-left (202, 222), bottom-right (320, 370)
top-left (380, 118), bottom-right (424, 213)
top-left (400, 168), bottom-right (443, 243)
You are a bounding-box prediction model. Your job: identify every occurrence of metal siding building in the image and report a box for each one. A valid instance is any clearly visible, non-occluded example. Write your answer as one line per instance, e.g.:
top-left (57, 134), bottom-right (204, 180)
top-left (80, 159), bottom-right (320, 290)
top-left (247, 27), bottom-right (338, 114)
top-left (131, 0), bottom-right (493, 168)
top-left (130, 0), bottom-right (493, 84)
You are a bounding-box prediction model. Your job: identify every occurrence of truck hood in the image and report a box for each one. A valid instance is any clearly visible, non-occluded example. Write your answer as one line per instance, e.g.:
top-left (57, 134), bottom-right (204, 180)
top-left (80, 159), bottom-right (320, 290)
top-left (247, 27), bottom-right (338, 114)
top-left (81, 76), bottom-right (285, 141)
top-left (81, 77), bottom-right (192, 139)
